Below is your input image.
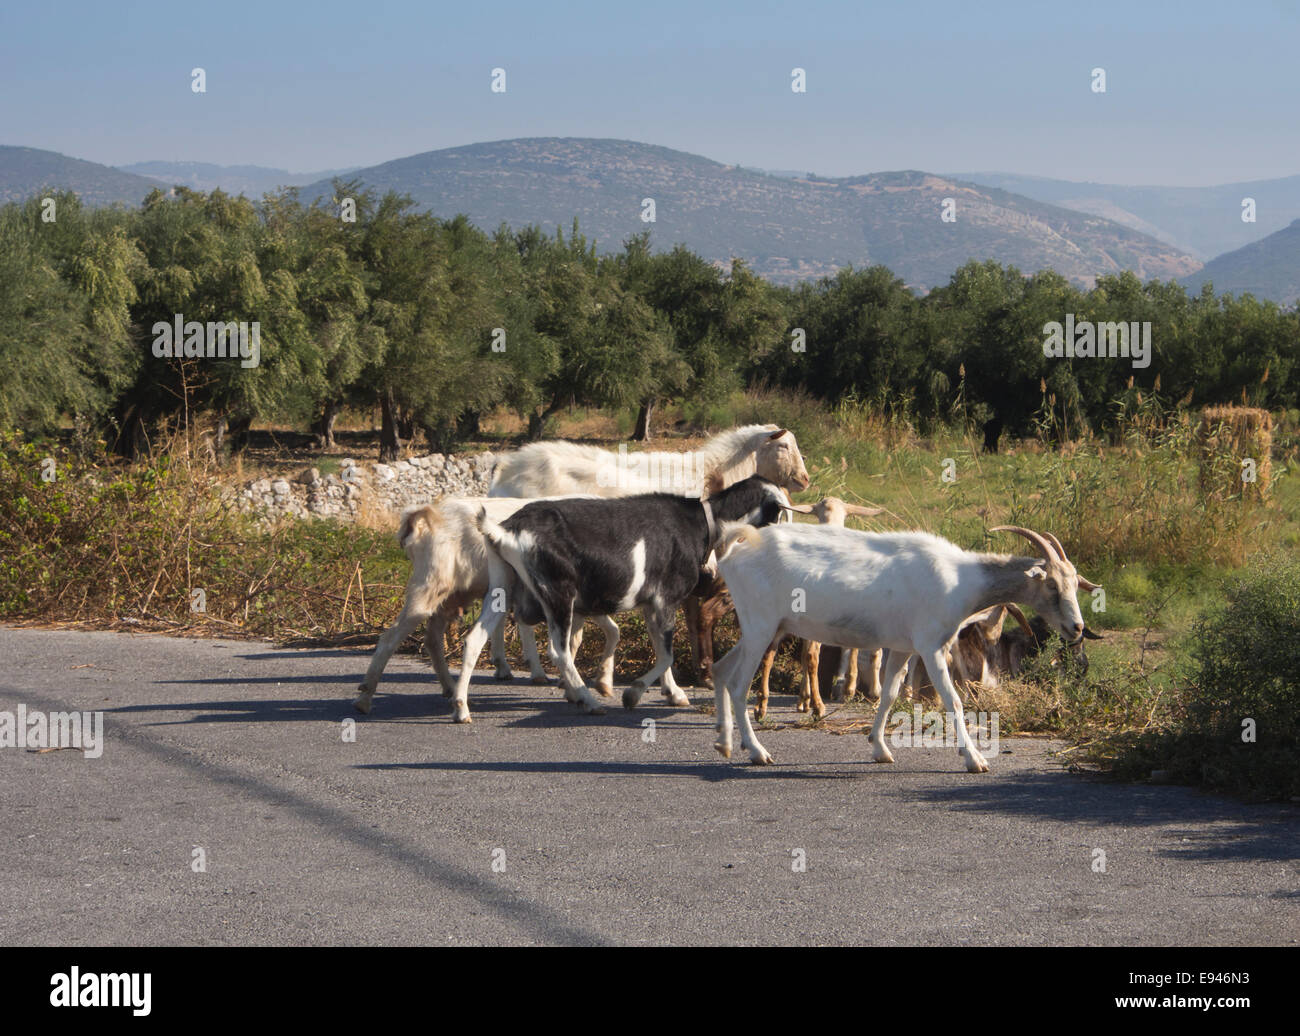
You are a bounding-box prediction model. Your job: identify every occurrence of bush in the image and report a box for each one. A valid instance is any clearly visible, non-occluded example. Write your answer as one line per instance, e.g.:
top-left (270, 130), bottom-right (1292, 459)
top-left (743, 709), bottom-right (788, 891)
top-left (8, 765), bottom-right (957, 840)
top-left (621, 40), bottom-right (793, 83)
top-left (0, 429), bottom-right (408, 640)
top-left (1114, 555), bottom-right (1300, 801)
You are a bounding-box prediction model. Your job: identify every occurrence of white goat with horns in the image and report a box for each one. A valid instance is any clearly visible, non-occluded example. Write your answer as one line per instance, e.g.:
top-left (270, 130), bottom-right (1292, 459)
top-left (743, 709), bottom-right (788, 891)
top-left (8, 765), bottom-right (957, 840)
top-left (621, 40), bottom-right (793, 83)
top-left (711, 524), bottom-right (1099, 772)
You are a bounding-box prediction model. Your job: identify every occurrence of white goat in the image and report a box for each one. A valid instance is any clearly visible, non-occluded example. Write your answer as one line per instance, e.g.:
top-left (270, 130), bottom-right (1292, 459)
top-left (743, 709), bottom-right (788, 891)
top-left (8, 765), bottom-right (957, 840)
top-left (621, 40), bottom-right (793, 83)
top-left (354, 497), bottom-right (619, 715)
top-left (711, 525), bottom-right (1098, 772)
top-left (754, 496), bottom-right (883, 720)
top-left (488, 424), bottom-right (810, 498)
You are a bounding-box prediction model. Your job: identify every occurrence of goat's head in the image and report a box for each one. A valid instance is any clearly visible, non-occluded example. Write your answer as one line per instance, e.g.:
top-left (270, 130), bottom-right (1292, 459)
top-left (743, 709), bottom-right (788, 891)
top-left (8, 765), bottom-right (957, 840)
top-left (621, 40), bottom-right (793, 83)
top-left (783, 495), bottom-right (882, 526)
top-left (990, 527), bottom-right (1100, 647)
top-left (755, 428), bottom-right (811, 492)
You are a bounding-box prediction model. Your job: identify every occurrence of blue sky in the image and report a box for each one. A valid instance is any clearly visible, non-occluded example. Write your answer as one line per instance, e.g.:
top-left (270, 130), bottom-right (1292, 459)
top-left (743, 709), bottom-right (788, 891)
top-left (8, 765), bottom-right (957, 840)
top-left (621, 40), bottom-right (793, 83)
top-left (1, 0), bottom-right (1296, 185)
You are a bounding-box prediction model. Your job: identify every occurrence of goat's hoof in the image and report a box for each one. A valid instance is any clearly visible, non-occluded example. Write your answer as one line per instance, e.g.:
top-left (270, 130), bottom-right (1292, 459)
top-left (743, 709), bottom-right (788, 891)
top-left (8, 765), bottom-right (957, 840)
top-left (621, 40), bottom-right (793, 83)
top-left (698, 676), bottom-right (714, 690)
top-left (595, 681), bottom-right (614, 698)
top-left (531, 674), bottom-right (551, 686)
top-left (663, 689), bottom-right (691, 707)
top-left (796, 702), bottom-right (808, 713)
top-left (440, 687), bottom-right (453, 698)
top-left (871, 745), bottom-right (895, 764)
top-left (965, 753), bottom-right (990, 774)
top-left (622, 686), bottom-right (645, 710)
top-left (713, 741), bottom-right (732, 759)
top-left (581, 699), bottom-right (607, 716)
top-left (453, 712), bottom-right (472, 724)
top-left (748, 749), bottom-right (775, 766)
top-left (353, 692), bottom-right (373, 715)
top-left (494, 669), bottom-right (514, 682)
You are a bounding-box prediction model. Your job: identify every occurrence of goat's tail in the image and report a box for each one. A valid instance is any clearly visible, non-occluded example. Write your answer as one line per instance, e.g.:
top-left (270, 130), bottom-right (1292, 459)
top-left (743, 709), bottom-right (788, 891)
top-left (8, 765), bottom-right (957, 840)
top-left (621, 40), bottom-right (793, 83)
top-left (475, 507), bottom-right (524, 567)
top-left (397, 504), bottom-right (440, 554)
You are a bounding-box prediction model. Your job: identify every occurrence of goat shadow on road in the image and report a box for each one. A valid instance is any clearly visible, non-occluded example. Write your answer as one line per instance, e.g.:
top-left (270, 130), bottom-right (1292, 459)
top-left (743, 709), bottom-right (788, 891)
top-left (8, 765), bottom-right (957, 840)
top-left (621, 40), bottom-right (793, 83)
top-left (897, 771), bottom-right (1300, 868)
top-left (356, 758), bottom-right (864, 784)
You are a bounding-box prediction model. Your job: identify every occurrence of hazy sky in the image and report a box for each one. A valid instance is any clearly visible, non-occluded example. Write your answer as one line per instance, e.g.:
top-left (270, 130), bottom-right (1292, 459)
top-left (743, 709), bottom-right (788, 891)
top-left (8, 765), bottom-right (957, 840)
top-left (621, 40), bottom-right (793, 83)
top-left (2, 0), bottom-right (1296, 186)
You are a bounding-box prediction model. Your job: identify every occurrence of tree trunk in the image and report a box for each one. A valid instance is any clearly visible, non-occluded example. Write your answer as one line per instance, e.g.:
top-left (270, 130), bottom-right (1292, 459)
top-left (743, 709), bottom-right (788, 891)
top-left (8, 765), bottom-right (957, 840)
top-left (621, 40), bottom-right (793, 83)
top-left (225, 414), bottom-right (254, 455)
top-left (313, 400), bottom-right (340, 449)
top-left (457, 409), bottom-right (481, 439)
top-left (379, 389), bottom-right (402, 462)
top-left (397, 408), bottom-right (417, 446)
top-left (633, 399), bottom-right (656, 442)
top-left (527, 396), bottom-right (566, 441)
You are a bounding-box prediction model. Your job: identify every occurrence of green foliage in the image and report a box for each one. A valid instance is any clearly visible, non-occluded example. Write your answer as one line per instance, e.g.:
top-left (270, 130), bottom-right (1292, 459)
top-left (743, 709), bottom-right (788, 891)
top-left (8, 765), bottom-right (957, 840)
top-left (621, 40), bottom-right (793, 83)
top-left (0, 429), bottom-right (407, 637)
top-left (1111, 556), bottom-right (1300, 801)
top-left (0, 182), bottom-right (1296, 459)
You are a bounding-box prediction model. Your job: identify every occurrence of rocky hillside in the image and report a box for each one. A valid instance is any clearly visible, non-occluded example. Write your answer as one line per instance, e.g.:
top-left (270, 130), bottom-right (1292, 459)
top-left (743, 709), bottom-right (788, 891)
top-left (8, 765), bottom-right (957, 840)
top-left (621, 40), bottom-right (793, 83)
top-left (296, 137), bottom-right (1201, 290)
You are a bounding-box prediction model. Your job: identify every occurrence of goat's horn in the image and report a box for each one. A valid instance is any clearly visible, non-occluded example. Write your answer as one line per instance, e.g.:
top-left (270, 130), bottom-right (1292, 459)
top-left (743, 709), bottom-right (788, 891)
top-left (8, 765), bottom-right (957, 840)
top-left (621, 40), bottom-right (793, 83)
top-left (990, 525), bottom-right (1061, 562)
top-left (781, 502), bottom-right (816, 514)
top-left (1041, 531), bottom-right (1070, 561)
top-left (1082, 626), bottom-right (1104, 640)
top-left (1077, 574), bottom-right (1100, 592)
top-left (768, 428), bottom-right (788, 440)
top-left (844, 503), bottom-right (884, 517)
top-left (1004, 602), bottom-right (1036, 640)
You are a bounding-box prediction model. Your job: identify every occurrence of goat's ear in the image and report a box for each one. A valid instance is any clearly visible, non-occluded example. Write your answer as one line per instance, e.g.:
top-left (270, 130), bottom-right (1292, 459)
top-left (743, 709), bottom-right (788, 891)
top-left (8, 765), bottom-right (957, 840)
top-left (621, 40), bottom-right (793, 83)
top-left (1076, 573), bottom-right (1100, 592)
top-left (844, 503), bottom-right (884, 518)
top-left (768, 428), bottom-right (788, 440)
top-left (1027, 566), bottom-right (1047, 581)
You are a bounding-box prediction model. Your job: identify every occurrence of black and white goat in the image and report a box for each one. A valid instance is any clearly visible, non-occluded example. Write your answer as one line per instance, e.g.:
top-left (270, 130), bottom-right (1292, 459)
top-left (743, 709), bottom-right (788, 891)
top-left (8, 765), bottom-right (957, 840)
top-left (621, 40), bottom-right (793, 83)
top-left (449, 476), bottom-right (789, 724)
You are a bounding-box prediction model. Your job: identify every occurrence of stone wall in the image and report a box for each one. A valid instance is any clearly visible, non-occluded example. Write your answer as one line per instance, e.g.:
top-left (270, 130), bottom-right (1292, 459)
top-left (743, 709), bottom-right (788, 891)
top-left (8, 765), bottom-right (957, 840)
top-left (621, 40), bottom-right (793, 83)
top-left (222, 452), bottom-right (496, 523)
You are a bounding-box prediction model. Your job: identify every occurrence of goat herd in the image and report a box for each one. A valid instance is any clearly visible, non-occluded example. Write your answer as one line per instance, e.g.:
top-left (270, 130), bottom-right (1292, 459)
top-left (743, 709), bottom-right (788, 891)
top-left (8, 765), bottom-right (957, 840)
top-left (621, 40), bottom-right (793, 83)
top-left (355, 424), bottom-right (1101, 774)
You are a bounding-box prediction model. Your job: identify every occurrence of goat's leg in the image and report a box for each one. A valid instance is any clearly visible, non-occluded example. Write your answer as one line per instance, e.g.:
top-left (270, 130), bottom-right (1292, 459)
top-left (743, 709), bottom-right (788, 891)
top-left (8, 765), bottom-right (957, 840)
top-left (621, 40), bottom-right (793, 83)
top-left (682, 595), bottom-right (709, 688)
top-left (660, 665), bottom-right (691, 707)
top-left (925, 648), bottom-right (989, 773)
top-left (489, 619), bottom-right (513, 681)
top-left (798, 641), bottom-right (819, 711)
top-left (831, 646), bottom-right (855, 701)
top-left (624, 604), bottom-right (688, 708)
top-left (356, 603), bottom-right (430, 714)
top-left (866, 650), bottom-right (911, 763)
top-left (424, 610), bottom-right (454, 695)
top-left (712, 644), bottom-right (740, 757)
top-left (754, 644), bottom-right (778, 720)
top-left (592, 614), bottom-right (619, 697)
top-left (804, 642), bottom-right (827, 719)
top-left (697, 595), bottom-right (726, 691)
top-left (722, 636), bottom-right (778, 765)
top-left (518, 622), bottom-right (548, 684)
top-left (449, 593), bottom-right (507, 724)
top-left (864, 649), bottom-right (881, 702)
top-left (545, 603), bottom-right (606, 715)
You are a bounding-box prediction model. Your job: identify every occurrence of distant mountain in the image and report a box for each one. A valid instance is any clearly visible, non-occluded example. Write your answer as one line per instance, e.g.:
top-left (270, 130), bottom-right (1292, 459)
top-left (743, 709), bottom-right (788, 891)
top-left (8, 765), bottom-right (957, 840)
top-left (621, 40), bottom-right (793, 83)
top-left (296, 137), bottom-right (1199, 289)
top-left (0, 145), bottom-right (162, 207)
top-left (1183, 219), bottom-right (1300, 306)
top-left (950, 170), bottom-right (1300, 261)
top-left (120, 161), bottom-right (361, 197)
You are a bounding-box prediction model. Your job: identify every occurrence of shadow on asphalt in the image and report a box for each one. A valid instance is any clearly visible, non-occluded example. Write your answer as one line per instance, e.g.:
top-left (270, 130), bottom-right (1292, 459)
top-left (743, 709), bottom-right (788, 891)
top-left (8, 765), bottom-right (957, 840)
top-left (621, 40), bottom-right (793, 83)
top-left (899, 771), bottom-right (1300, 865)
top-left (357, 758), bottom-right (864, 783)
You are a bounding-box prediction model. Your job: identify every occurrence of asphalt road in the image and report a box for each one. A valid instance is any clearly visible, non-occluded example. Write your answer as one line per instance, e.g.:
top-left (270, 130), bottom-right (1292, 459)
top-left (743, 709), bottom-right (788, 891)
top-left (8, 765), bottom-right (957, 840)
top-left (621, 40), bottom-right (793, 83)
top-left (2, 626), bottom-right (1296, 946)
